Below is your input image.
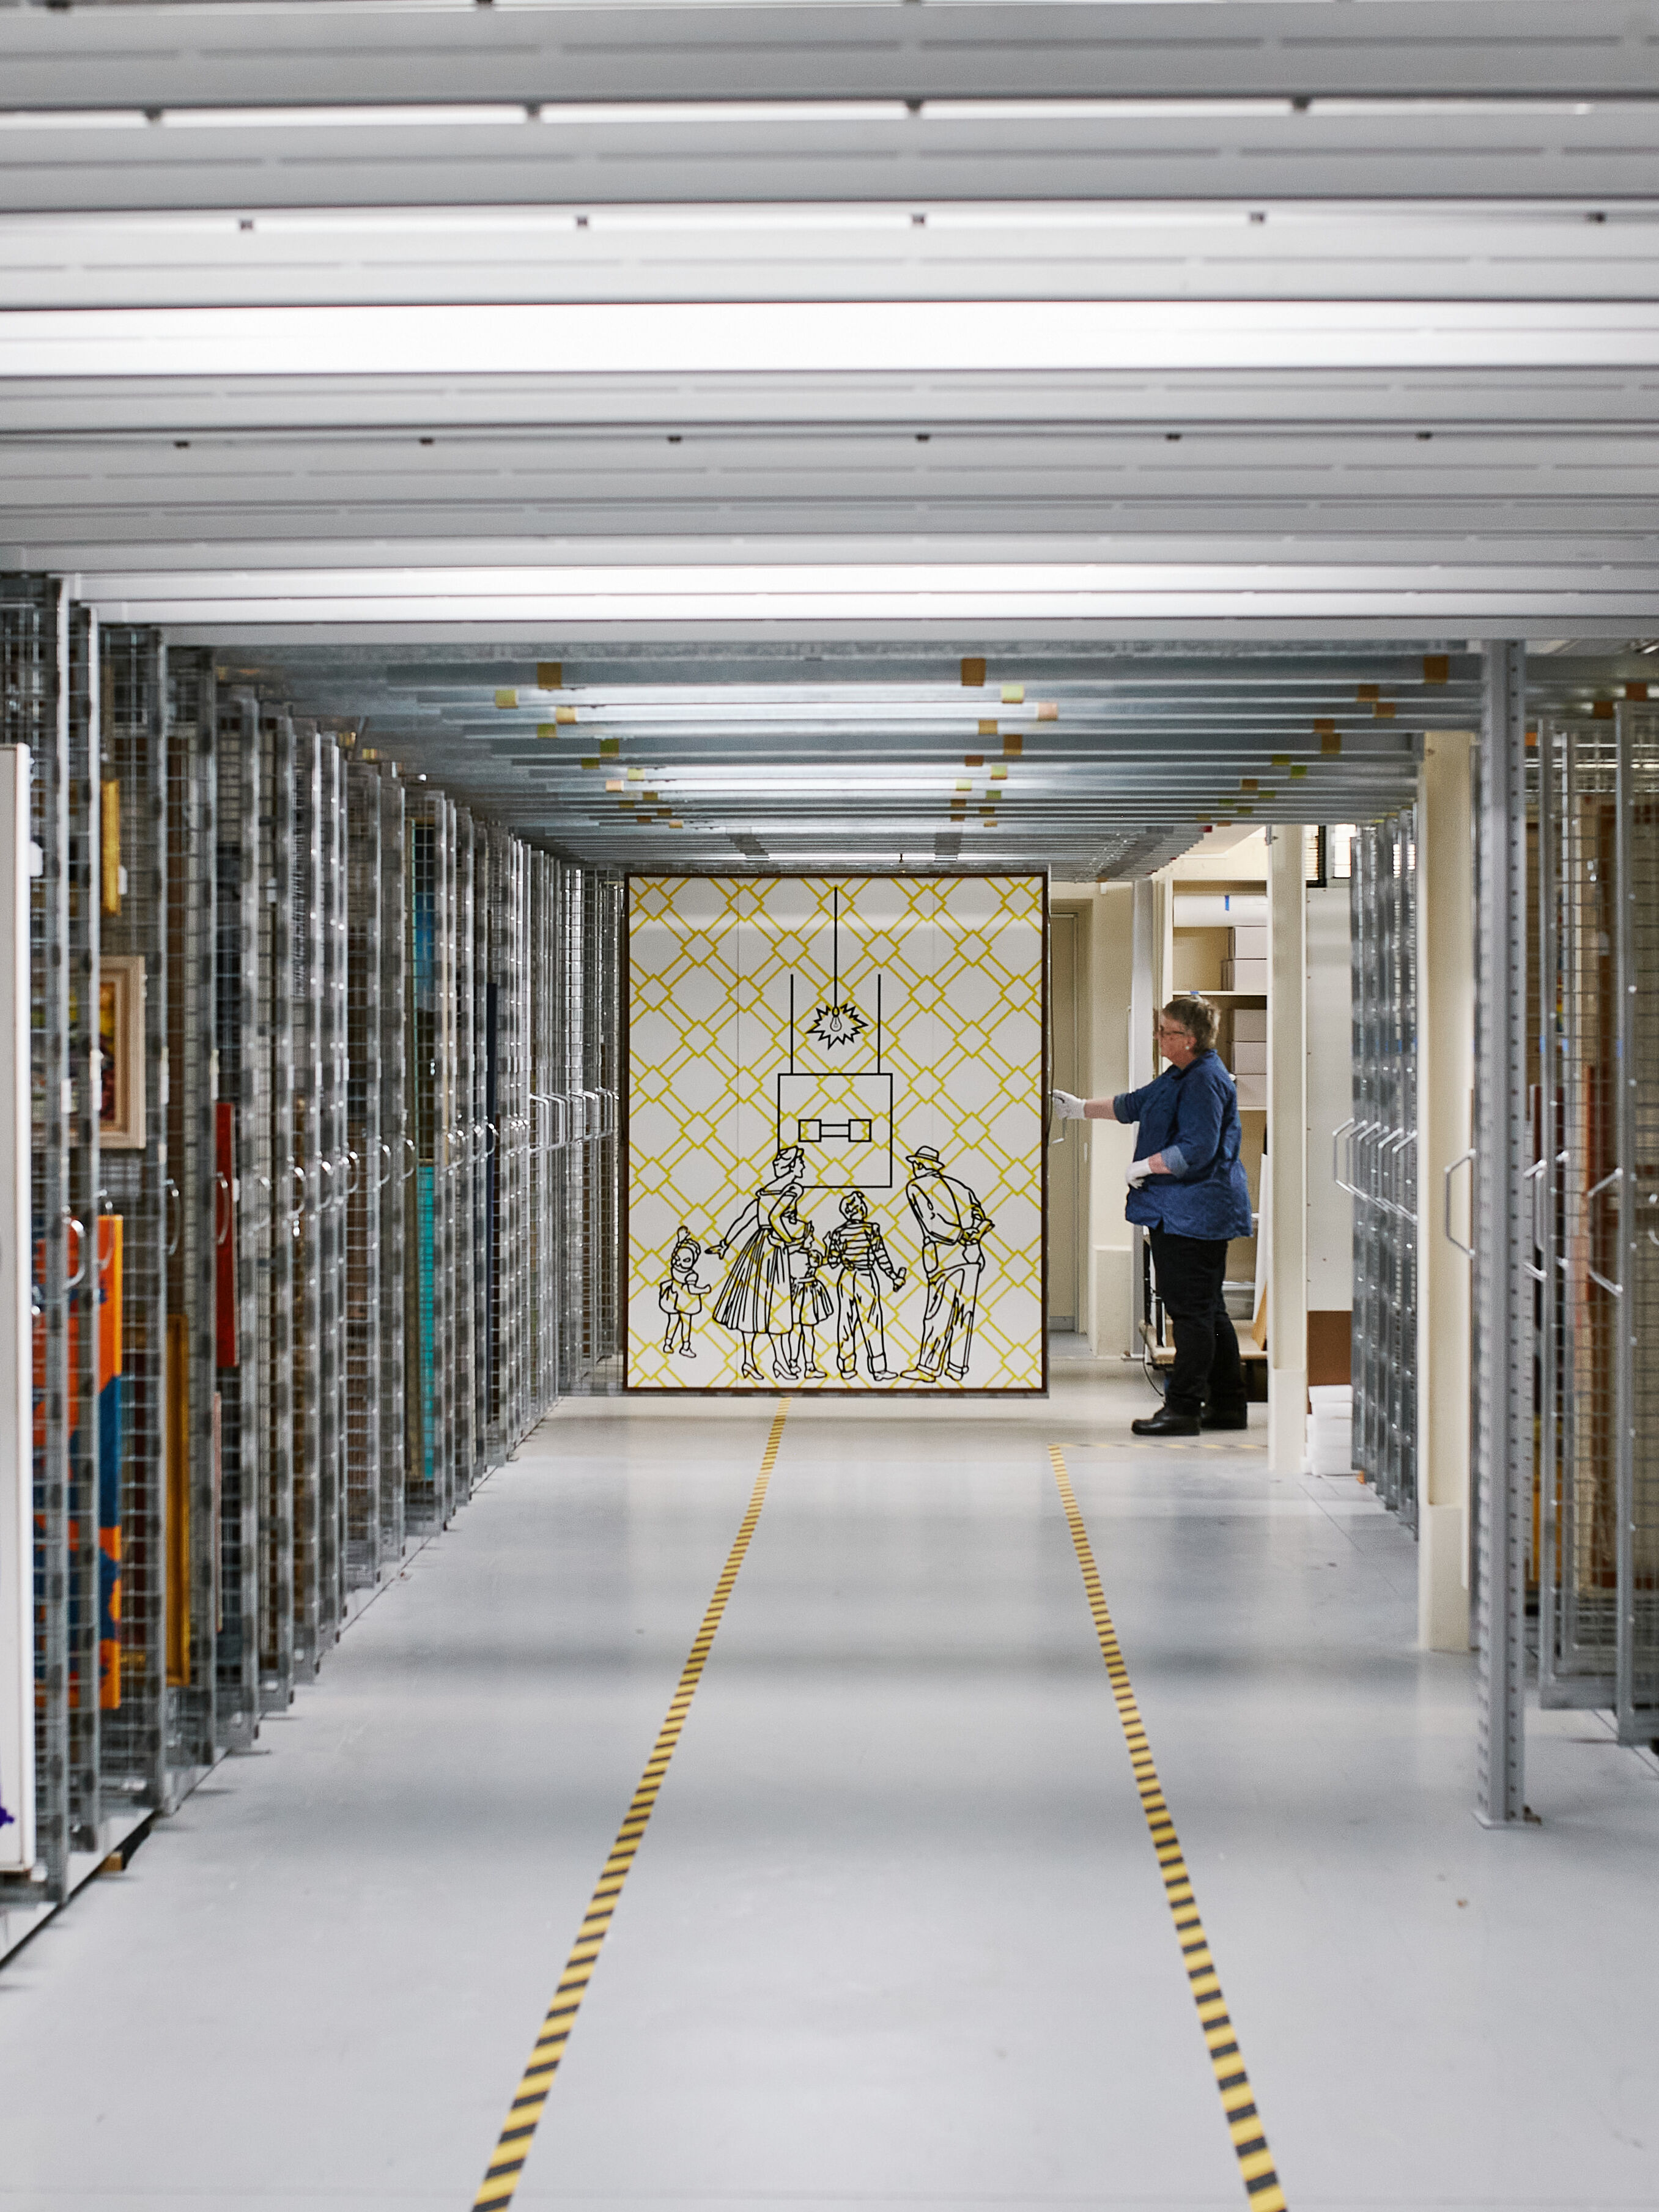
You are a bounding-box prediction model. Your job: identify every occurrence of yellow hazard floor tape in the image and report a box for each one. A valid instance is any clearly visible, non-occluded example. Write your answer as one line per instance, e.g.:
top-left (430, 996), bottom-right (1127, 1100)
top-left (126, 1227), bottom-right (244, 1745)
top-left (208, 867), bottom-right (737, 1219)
top-left (1049, 1444), bottom-right (1289, 2212)
top-left (472, 1402), bottom-right (790, 2211)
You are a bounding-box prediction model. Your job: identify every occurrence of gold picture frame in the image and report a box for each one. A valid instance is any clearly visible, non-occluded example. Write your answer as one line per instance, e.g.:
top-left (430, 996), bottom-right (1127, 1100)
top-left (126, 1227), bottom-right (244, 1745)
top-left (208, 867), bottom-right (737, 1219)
top-left (99, 955), bottom-right (146, 1150)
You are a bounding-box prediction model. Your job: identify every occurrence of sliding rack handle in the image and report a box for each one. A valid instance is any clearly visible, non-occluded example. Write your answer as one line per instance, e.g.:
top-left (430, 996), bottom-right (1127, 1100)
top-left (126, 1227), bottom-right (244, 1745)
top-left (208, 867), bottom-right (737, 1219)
top-left (1523, 1156), bottom-right (1548, 1284)
top-left (582, 1088), bottom-right (604, 1140)
top-left (290, 1162), bottom-right (308, 1234)
top-left (478, 1120), bottom-right (498, 1161)
top-left (550, 1093), bottom-right (569, 1152)
top-left (1586, 1164), bottom-right (1624, 1296)
top-left (343, 1148), bottom-right (361, 1200)
top-left (317, 1155), bottom-right (336, 1213)
top-left (164, 1177), bottom-right (183, 1258)
top-left (377, 1141), bottom-right (394, 1192)
top-left (1443, 1149), bottom-right (1476, 1260)
top-left (401, 1134), bottom-right (418, 1185)
top-left (1331, 1116), bottom-right (1356, 1197)
top-left (214, 1170), bottom-right (234, 1248)
top-left (64, 1212), bottom-right (87, 1289)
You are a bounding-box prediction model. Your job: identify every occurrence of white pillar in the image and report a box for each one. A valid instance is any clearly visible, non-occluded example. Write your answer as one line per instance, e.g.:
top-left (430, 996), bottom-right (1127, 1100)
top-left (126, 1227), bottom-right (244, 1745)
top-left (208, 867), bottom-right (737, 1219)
top-left (1417, 731), bottom-right (1476, 1649)
top-left (1267, 826), bottom-right (1308, 1472)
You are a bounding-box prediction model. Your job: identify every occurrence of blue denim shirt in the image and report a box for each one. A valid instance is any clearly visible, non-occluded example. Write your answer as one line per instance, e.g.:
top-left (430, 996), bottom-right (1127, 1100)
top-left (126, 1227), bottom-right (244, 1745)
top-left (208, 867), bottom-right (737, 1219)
top-left (1112, 1049), bottom-right (1254, 1241)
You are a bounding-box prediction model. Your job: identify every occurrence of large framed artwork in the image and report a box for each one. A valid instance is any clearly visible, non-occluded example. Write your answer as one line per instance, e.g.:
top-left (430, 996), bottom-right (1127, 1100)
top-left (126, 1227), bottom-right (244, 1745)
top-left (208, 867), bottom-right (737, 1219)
top-left (626, 872), bottom-right (1047, 1394)
top-left (98, 955), bottom-right (146, 1152)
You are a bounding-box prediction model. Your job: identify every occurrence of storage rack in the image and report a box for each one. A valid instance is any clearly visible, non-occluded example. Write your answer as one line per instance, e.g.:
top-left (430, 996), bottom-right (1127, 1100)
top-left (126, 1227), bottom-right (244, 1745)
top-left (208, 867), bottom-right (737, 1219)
top-left (3, 590), bottom-right (620, 1928)
top-left (1343, 810), bottom-right (1420, 1525)
top-left (1536, 705), bottom-right (1659, 1742)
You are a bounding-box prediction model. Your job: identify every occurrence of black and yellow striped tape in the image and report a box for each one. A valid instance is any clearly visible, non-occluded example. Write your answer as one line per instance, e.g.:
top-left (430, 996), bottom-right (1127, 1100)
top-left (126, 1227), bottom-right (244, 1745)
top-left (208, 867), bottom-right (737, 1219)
top-left (1049, 1444), bottom-right (1288, 2212)
top-left (472, 1402), bottom-right (790, 2212)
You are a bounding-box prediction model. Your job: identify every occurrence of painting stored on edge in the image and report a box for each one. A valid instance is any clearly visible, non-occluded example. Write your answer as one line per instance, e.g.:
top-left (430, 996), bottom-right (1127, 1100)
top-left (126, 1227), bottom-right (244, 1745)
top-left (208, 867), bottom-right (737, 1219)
top-left (626, 873), bottom-right (1046, 1393)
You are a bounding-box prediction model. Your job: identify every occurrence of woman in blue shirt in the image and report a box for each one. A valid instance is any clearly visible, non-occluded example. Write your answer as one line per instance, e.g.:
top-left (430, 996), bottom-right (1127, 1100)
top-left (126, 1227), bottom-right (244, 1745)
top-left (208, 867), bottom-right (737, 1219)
top-left (1053, 993), bottom-right (1253, 1438)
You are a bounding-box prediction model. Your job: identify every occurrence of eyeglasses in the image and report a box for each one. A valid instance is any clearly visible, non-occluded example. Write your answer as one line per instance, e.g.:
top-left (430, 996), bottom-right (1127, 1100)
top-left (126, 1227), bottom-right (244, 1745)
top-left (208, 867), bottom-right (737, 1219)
top-left (1156, 1023), bottom-right (1191, 1038)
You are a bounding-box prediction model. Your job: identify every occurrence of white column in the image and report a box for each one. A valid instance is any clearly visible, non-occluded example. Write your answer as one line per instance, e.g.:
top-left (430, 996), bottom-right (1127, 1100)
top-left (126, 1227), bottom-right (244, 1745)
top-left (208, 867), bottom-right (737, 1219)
top-left (1267, 826), bottom-right (1308, 1472)
top-left (1417, 730), bottom-right (1476, 1650)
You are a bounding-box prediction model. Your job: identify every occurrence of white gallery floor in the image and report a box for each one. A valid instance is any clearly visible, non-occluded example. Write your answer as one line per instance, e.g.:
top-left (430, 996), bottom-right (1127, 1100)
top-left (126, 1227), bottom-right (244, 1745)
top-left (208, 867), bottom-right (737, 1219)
top-left (2, 1358), bottom-right (1658, 2212)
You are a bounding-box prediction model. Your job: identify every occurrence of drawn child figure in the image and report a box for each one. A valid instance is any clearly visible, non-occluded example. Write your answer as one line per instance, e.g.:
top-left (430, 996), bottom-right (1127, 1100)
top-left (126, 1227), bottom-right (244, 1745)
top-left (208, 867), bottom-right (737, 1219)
top-left (822, 1191), bottom-right (907, 1381)
top-left (777, 1199), bottom-right (833, 1382)
top-left (658, 1227), bottom-right (706, 1358)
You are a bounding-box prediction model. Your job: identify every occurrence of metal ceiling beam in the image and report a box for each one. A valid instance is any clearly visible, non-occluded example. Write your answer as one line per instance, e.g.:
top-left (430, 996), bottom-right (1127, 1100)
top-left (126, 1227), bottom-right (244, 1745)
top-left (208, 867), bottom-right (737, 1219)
top-left (2, 4), bottom-right (1656, 109)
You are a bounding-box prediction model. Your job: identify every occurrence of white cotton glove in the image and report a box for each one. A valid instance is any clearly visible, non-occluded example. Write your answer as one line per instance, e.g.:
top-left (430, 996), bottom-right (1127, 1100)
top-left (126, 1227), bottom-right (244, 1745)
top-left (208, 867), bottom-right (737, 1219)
top-left (1125, 1158), bottom-right (1152, 1189)
top-left (1051, 1088), bottom-right (1087, 1122)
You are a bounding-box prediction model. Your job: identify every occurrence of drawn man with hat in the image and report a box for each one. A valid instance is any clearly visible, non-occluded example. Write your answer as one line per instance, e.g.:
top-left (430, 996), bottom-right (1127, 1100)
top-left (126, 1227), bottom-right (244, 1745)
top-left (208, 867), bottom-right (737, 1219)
top-left (899, 1145), bottom-right (992, 1383)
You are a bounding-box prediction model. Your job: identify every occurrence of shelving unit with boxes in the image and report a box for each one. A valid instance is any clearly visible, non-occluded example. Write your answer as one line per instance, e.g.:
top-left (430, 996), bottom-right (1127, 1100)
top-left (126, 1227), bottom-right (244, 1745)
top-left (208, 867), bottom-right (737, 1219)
top-left (1131, 864), bottom-right (1271, 1393)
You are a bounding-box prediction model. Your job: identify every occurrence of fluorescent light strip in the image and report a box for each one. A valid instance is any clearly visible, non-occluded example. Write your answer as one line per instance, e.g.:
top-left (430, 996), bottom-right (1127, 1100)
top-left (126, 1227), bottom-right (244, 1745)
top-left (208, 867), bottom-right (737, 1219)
top-left (10, 299), bottom-right (1659, 378)
top-left (0, 95), bottom-right (1627, 132)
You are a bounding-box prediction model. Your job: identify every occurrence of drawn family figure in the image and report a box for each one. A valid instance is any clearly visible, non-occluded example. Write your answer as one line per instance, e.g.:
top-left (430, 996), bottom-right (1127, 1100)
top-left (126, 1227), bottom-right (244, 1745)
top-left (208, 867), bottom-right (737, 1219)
top-left (708, 1147), bottom-right (807, 1383)
top-left (657, 1227), bottom-right (707, 1358)
top-left (822, 1191), bottom-right (906, 1382)
top-left (899, 1145), bottom-right (993, 1383)
top-left (775, 1196), bottom-right (833, 1381)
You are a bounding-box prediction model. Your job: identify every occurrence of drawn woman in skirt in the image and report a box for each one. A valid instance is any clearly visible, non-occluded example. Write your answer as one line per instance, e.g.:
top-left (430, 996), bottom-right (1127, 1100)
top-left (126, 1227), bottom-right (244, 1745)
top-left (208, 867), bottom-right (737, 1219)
top-left (709, 1147), bottom-right (806, 1382)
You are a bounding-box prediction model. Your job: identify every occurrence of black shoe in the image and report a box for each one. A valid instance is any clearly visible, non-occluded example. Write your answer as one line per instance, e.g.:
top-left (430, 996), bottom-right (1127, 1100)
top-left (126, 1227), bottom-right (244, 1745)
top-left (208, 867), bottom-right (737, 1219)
top-left (1200, 1406), bottom-right (1250, 1431)
top-left (1131, 1407), bottom-right (1201, 1438)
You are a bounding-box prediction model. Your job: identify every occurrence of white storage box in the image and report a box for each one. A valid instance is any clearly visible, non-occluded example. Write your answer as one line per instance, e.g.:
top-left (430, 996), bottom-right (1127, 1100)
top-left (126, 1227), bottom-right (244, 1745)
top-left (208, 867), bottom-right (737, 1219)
top-left (1221, 958), bottom-right (1268, 991)
top-left (1234, 1073), bottom-right (1267, 1109)
top-left (1232, 1040), bottom-right (1267, 1076)
top-left (1306, 1385), bottom-right (1354, 1474)
top-left (1233, 1006), bottom-right (1268, 1043)
top-left (1229, 925), bottom-right (1268, 960)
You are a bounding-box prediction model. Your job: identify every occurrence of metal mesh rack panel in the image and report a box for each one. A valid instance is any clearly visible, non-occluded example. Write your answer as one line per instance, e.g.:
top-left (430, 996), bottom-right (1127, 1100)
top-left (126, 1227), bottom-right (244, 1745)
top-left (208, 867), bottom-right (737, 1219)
top-left (1539, 705), bottom-right (1659, 1740)
top-left (257, 708), bottom-right (296, 1715)
top-left (317, 737), bottom-right (347, 1639)
top-left (65, 606), bottom-right (102, 1851)
top-left (1346, 811), bottom-right (1420, 1526)
top-left (290, 723), bottom-right (323, 1672)
top-left (97, 626), bottom-right (169, 1814)
top-left (454, 810), bottom-right (479, 1501)
top-left (4, 577), bottom-right (72, 1898)
top-left (375, 764), bottom-right (408, 1560)
top-left (407, 791), bottom-right (453, 1531)
top-left (164, 649), bottom-right (219, 1777)
top-left (345, 759), bottom-right (383, 1591)
top-left (527, 854), bottom-right (560, 1420)
top-left (214, 690), bottom-right (261, 1748)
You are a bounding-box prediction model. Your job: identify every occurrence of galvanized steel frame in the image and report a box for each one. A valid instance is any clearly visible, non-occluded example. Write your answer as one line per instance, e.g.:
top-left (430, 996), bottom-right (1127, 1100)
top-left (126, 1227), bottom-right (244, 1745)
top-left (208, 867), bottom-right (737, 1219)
top-left (1474, 642), bottom-right (1531, 1825)
top-left (1346, 810), bottom-right (1419, 1526)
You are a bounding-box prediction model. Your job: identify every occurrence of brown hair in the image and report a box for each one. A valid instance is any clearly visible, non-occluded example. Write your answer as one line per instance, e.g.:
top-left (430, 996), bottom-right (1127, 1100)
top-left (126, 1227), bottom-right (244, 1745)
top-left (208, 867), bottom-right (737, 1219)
top-left (1162, 993), bottom-right (1219, 1052)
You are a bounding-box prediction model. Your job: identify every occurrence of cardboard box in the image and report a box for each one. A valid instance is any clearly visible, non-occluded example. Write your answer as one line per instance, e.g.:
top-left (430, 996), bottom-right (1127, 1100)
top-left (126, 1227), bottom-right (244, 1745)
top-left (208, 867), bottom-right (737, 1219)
top-left (1221, 958), bottom-right (1268, 991)
top-left (1232, 1040), bottom-right (1267, 1076)
top-left (1235, 1073), bottom-right (1268, 1109)
top-left (1229, 925), bottom-right (1268, 960)
top-left (1233, 1006), bottom-right (1268, 1042)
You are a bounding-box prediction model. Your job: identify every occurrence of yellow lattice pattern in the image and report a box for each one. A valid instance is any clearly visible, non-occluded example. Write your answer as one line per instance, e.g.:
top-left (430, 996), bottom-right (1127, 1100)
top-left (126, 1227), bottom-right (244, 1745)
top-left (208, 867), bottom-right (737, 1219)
top-left (627, 873), bottom-right (1045, 1391)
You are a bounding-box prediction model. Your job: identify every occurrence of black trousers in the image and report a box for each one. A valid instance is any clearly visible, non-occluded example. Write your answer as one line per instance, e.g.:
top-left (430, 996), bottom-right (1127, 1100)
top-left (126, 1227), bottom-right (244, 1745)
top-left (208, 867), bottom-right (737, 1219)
top-left (1148, 1226), bottom-right (1245, 1417)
